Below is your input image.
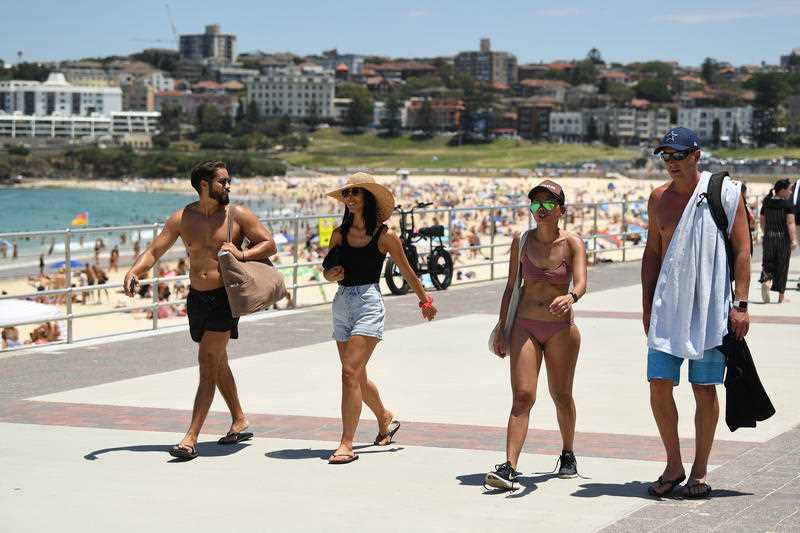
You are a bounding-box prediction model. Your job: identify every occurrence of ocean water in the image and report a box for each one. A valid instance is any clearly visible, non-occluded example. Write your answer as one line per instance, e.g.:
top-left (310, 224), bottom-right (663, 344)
top-left (0, 187), bottom-right (276, 261)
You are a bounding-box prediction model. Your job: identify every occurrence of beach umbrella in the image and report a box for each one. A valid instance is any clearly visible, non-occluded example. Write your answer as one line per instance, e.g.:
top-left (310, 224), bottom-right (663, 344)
top-left (49, 259), bottom-right (84, 270)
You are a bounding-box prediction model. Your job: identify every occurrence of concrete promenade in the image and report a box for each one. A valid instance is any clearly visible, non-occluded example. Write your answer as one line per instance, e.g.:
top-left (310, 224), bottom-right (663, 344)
top-left (0, 254), bottom-right (798, 532)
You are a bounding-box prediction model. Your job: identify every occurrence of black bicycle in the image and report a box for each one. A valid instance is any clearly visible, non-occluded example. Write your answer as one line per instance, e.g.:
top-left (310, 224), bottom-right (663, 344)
top-left (384, 202), bottom-right (454, 295)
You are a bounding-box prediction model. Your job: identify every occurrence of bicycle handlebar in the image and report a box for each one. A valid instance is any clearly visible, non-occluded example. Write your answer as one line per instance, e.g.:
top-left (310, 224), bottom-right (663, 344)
top-left (394, 202), bottom-right (433, 213)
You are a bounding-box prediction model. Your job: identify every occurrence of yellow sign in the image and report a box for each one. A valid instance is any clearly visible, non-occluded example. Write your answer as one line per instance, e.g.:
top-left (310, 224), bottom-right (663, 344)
top-left (318, 217), bottom-right (336, 248)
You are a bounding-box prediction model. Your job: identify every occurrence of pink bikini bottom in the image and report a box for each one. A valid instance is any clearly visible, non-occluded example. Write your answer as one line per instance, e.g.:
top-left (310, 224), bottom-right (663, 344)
top-left (514, 317), bottom-right (572, 345)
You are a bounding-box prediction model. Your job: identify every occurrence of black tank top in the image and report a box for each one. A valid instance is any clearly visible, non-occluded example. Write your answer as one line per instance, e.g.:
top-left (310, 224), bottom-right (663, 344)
top-left (339, 224), bottom-right (388, 286)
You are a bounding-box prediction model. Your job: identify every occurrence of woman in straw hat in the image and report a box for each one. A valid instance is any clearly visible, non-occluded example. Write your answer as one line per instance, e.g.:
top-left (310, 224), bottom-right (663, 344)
top-left (323, 172), bottom-right (438, 464)
top-left (485, 180), bottom-right (587, 490)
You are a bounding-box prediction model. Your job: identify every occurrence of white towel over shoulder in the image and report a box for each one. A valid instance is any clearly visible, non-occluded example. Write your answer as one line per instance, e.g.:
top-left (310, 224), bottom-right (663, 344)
top-left (648, 171), bottom-right (741, 359)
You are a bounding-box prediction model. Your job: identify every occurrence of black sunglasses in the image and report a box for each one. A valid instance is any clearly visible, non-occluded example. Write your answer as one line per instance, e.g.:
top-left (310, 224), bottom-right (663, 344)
top-left (341, 187), bottom-right (363, 197)
top-left (659, 149), bottom-right (697, 162)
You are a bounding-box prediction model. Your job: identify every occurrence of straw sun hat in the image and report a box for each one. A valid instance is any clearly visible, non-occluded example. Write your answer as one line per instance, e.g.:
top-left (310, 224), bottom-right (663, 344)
top-left (327, 172), bottom-right (397, 222)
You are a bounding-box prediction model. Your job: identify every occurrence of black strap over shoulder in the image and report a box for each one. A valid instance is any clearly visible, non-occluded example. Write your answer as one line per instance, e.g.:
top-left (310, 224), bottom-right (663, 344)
top-left (706, 172), bottom-right (735, 281)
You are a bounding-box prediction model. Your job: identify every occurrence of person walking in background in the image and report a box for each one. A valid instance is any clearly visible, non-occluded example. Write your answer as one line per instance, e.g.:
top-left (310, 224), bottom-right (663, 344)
top-left (109, 246), bottom-right (120, 272)
top-left (759, 179), bottom-right (798, 304)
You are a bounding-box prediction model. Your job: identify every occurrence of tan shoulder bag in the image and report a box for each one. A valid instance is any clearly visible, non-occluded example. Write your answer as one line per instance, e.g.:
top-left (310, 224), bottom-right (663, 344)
top-left (218, 205), bottom-right (287, 317)
top-left (488, 229), bottom-right (530, 356)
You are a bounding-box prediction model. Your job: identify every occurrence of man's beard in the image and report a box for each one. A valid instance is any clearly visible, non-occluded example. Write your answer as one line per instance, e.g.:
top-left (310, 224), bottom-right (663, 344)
top-left (209, 188), bottom-right (230, 205)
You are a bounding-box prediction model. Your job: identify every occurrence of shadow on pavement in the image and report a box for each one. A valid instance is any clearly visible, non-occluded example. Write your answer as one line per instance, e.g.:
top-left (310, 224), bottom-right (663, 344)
top-left (456, 472), bottom-right (559, 498)
top-left (265, 444), bottom-right (405, 461)
top-left (84, 441), bottom-right (251, 461)
top-left (571, 481), bottom-right (753, 500)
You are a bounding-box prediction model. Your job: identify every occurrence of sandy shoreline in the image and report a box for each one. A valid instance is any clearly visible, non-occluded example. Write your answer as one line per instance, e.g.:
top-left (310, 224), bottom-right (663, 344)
top-left (2, 173), bottom-right (771, 350)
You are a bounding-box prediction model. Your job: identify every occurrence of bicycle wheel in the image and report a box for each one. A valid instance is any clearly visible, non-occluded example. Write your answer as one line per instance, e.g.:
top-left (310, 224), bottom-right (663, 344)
top-left (428, 248), bottom-right (453, 290)
top-left (384, 258), bottom-right (410, 295)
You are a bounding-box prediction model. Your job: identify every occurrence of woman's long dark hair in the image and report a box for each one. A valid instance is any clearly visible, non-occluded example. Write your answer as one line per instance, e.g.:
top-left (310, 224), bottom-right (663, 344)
top-left (766, 178), bottom-right (791, 201)
top-left (340, 189), bottom-right (379, 239)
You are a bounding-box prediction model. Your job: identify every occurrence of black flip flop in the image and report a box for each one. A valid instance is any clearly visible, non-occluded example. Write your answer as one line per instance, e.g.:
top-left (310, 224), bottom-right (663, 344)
top-left (217, 431), bottom-right (254, 445)
top-left (647, 474), bottom-right (686, 497)
top-left (373, 420), bottom-right (401, 445)
top-left (683, 481), bottom-right (712, 499)
top-left (328, 454), bottom-right (359, 465)
top-left (169, 444), bottom-right (198, 460)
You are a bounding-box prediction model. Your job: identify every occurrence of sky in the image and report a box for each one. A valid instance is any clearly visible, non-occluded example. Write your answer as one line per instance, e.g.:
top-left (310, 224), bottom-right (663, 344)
top-left (2, 0), bottom-right (799, 67)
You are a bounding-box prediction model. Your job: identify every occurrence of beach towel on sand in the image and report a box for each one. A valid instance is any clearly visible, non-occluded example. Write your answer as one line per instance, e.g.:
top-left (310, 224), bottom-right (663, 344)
top-left (648, 171), bottom-right (741, 359)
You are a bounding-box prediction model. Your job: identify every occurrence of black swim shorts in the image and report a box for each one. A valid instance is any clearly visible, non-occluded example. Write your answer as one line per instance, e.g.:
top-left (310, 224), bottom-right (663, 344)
top-left (186, 286), bottom-right (239, 343)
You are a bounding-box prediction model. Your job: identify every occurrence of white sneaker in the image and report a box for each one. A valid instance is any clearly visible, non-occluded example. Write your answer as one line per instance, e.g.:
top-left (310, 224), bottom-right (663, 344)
top-left (761, 281), bottom-right (771, 303)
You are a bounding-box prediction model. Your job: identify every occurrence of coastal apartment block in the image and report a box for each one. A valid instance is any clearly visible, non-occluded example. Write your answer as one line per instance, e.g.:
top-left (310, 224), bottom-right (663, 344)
top-left (247, 65), bottom-right (335, 119)
top-left (0, 111), bottom-right (160, 139)
top-left (0, 73), bottom-right (122, 117)
top-left (677, 106), bottom-right (753, 142)
top-left (547, 107), bottom-right (671, 143)
top-left (179, 24), bottom-right (236, 64)
top-left (454, 39), bottom-right (518, 86)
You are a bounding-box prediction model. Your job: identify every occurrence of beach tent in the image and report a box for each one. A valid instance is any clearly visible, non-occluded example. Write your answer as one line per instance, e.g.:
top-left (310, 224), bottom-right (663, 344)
top-left (0, 299), bottom-right (65, 340)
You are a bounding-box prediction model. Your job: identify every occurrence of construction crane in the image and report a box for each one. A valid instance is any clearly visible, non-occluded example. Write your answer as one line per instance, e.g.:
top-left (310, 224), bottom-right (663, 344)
top-left (132, 5), bottom-right (178, 49)
top-left (165, 3), bottom-right (178, 48)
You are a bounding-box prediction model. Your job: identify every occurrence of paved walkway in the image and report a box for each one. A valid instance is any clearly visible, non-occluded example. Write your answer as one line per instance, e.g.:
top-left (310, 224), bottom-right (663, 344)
top-left (0, 255), bottom-right (798, 532)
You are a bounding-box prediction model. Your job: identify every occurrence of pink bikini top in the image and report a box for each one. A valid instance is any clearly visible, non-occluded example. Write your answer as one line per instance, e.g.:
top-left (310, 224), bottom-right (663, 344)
top-left (522, 255), bottom-right (571, 285)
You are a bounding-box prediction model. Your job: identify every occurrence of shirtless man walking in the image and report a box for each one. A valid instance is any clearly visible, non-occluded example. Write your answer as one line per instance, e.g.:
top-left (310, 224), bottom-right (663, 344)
top-left (123, 160), bottom-right (276, 460)
top-left (642, 128), bottom-right (751, 498)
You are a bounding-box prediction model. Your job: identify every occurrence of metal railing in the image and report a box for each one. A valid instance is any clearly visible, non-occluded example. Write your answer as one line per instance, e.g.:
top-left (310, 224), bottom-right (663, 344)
top-left (0, 197), bottom-right (761, 350)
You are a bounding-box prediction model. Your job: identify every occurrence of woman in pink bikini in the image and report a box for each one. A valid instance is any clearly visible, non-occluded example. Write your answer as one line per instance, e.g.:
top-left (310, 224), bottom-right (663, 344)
top-left (485, 179), bottom-right (588, 490)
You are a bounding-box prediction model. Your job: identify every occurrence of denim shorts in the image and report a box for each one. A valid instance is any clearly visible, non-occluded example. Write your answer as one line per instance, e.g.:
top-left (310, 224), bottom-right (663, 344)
top-left (332, 283), bottom-right (385, 342)
top-left (647, 347), bottom-right (726, 386)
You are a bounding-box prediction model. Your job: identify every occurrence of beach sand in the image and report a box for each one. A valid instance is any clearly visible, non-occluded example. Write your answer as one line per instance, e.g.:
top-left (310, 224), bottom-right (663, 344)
top-left (1, 174), bottom-right (769, 348)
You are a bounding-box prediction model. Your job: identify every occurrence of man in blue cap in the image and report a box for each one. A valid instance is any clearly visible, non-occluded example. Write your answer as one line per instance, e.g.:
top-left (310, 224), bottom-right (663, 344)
top-left (641, 127), bottom-right (752, 498)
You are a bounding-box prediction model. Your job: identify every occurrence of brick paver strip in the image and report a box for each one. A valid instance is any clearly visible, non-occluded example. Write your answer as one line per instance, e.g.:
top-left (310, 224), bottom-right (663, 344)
top-left (0, 399), bottom-right (754, 464)
top-left (600, 424), bottom-right (800, 533)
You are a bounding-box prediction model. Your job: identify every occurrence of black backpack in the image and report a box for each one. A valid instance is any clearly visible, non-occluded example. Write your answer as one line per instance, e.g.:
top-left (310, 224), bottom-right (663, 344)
top-left (704, 171), bottom-right (752, 281)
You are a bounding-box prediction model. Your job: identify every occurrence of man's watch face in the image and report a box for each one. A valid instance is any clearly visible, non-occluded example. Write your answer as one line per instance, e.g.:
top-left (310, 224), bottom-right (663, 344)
top-left (736, 301), bottom-right (748, 310)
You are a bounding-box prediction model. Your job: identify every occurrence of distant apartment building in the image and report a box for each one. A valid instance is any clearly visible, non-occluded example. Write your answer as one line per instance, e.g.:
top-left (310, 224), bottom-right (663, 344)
top-left (0, 111), bottom-right (160, 139)
top-left (780, 48), bottom-right (800, 72)
top-left (0, 73), bottom-right (122, 116)
top-left (247, 65), bottom-right (335, 119)
top-left (517, 63), bottom-right (550, 81)
top-left (405, 98), bottom-right (464, 131)
top-left (585, 107), bottom-right (671, 143)
top-left (516, 98), bottom-right (557, 139)
top-left (179, 24), bottom-right (236, 64)
top-left (677, 106), bottom-right (753, 142)
top-left (549, 112), bottom-right (585, 142)
top-left (119, 69), bottom-right (175, 93)
top-left (155, 90), bottom-right (240, 118)
top-left (373, 100), bottom-right (408, 128)
top-left (122, 81), bottom-right (156, 111)
top-left (332, 98), bottom-right (351, 124)
top-left (210, 65), bottom-right (260, 84)
top-left (61, 62), bottom-right (118, 87)
top-left (320, 52), bottom-right (365, 76)
top-left (516, 79), bottom-right (569, 102)
top-left (366, 62), bottom-right (437, 81)
top-left (454, 39), bottom-right (517, 85)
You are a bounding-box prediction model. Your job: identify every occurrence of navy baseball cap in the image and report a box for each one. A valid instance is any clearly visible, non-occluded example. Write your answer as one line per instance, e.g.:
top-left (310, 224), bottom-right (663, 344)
top-left (653, 127), bottom-right (701, 154)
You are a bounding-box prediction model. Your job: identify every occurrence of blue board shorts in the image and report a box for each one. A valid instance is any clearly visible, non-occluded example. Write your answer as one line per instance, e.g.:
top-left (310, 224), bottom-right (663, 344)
top-left (647, 347), bottom-right (726, 386)
top-left (332, 283), bottom-right (385, 342)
